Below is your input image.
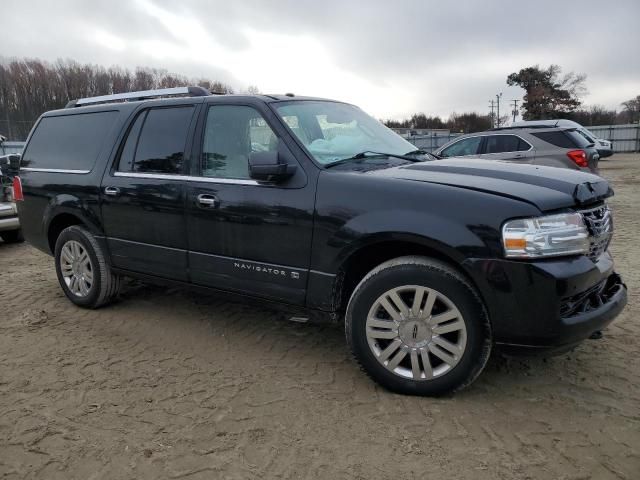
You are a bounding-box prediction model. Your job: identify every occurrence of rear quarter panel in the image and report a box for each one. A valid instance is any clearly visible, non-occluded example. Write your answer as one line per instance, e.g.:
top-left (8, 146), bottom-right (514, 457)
top-left (17, 108), bottom-right (127, 254)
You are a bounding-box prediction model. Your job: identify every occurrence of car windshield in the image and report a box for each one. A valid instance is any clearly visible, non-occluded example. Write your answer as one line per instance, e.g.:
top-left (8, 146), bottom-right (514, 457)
top-left (273, 101), bottom-right (417, 166)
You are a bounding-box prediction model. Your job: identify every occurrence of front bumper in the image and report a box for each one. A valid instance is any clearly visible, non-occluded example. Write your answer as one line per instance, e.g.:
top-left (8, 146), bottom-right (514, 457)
top-left (597, 148), bottom-right (614, 158)
top-left (464, 252), bottom-right (627, 352)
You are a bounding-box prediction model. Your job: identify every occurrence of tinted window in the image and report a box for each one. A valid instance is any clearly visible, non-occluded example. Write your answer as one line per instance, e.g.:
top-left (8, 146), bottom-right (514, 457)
top-left (577, 128), bottom-right (596, 143)
top-left (22, 111), bottom-right (118, 171)
top-left (201, 105), bottom-right (277, 179)
top-left (532, 130), bottom-right (587, 149)
top-left (440, 136), bottom-right (482, 157)
top-left (118, 111), bottom-right (146, 171)
top-left (565, 130), bottom-right (592, 148)
top-left (485, 135), bottom-right (530, 154)
top-left (132, 106), bottom-right (194, 174)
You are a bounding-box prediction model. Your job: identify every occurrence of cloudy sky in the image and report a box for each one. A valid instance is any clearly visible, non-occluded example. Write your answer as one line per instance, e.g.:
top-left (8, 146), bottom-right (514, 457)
top-left (2, 0), bottom-right (639, 120)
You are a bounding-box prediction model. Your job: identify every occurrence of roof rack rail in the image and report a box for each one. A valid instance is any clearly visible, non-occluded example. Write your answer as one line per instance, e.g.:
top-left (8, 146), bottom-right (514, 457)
top-left (65, 86), bottom-right (211, 108)
top-left (490, 125), bottom-right (563, 131)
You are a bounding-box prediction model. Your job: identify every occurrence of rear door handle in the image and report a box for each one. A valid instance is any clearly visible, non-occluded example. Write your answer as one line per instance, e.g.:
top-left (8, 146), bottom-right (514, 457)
top-left (104, 186), bottom-right (120, 196)
top-left (197, 194), bottom-right (219, 208)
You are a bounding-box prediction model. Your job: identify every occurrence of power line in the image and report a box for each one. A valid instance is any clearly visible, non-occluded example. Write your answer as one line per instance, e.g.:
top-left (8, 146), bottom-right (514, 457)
top-left (496, 93), bottom-right (503, 128)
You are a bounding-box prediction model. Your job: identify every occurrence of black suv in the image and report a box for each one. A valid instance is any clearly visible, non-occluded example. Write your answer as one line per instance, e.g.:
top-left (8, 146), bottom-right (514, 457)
top-left (15, 87), bottom-right (627, 395)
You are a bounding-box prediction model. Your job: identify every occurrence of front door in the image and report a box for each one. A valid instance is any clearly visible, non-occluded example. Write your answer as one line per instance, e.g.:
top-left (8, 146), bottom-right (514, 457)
top-left (185, 102), bottom-right (315, 305)
top-left (100, 103), bottom-right (199, 280)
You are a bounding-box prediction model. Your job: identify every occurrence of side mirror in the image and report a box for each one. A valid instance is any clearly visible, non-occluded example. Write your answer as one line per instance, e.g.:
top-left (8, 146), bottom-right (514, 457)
top-left (248, 151), bottom-right (296, 182)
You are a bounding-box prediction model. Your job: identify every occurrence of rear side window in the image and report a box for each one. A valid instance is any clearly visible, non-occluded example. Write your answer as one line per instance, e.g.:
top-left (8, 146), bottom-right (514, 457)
top-left (531, 130), bottom-right (588, 149)
top-left (118, 111), bottom-right (146, 172)
top-left (565, 130), bottom-right (592, 148)
top-left (22, 111), bottom-right (118, 171)
top-left (118, 106), bottom-right (194, 174)
top-left (484, 135), bottom-right (530, 154)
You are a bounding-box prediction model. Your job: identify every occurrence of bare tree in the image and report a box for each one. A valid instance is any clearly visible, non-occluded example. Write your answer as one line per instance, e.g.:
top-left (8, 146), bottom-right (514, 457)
top-left (0, 57), bottom-right (238, 140)
top-left (621, 95), bottom-right (640, 123)
top-left (384, 112), bottom-right (492, 134)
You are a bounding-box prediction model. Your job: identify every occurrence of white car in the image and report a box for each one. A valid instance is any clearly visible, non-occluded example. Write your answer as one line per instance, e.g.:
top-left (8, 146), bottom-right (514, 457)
top-left (511, 119), bottom-right (613, 158)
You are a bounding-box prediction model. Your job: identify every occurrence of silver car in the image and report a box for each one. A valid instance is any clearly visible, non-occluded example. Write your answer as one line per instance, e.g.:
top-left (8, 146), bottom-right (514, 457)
top-left (434, 126), bottom-right (600, 173)
top-left (511, 119), bottom-right (613, 158)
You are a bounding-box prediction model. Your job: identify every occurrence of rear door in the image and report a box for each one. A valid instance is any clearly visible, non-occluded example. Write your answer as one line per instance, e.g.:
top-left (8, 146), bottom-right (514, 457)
top-left (478, 134), bottom-right (534, 162)
top-left (100, 102), bottom-right (200, 280)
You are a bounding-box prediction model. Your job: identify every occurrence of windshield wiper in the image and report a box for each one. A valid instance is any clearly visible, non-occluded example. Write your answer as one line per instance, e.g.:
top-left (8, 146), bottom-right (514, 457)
top-left (404, 149), bottom-right (439, 160)
top-left (325, 151), bottom-right (422, 169)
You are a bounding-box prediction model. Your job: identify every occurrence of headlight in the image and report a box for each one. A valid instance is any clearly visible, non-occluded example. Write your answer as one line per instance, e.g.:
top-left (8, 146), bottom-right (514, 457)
top-left (502, 213), bottom-right (590, 258)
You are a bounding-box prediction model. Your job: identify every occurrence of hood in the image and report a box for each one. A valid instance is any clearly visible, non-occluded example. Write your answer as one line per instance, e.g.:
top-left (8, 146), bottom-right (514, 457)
top-left (368, 158), bottom-right (613, 211)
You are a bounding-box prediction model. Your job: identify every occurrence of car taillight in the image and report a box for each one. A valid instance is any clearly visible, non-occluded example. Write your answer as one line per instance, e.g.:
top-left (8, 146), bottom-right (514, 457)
top-left (567, 149), bottom-right (588, 168)
top-left (12, 176), bottom-right (24, 201)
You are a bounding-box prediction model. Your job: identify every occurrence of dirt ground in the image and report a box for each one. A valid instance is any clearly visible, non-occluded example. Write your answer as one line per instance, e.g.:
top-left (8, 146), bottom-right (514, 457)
top-left (1, 154), bottom-right (639, 480)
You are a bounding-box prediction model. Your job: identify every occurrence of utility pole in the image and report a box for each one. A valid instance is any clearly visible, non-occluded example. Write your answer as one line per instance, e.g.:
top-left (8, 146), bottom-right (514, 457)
top-left (510, 99), bottom-right (520, 124)
top-left (496, 93), bottom-right (503, 128)
top-left (489, 100), bottom-right (496, 128)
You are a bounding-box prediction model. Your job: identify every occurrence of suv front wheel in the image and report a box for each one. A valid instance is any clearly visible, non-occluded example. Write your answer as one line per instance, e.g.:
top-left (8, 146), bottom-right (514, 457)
top-left (54, 226), bottom-right (121, 308)
top-left (345, 256), bottom-right (492, 396)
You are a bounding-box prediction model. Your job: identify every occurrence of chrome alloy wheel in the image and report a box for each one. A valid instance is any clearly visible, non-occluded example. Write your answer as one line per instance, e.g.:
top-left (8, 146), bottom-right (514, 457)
top-left (365, 286), bottom-right (467, 380)
top-left (59, 240), bottom-right (93, 297)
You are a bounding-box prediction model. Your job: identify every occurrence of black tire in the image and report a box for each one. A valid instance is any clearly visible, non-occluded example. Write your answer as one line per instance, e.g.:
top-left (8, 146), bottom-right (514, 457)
top-left (1, 228), bottom-right (24, 243)
top-left (345, 256), bottom-right (492, 396)
top-left (54, 225), bottom-right (121, 308)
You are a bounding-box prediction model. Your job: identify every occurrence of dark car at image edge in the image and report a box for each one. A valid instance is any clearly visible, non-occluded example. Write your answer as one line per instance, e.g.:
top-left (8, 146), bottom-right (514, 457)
top-left (14, 87), bottom-right (627, 395)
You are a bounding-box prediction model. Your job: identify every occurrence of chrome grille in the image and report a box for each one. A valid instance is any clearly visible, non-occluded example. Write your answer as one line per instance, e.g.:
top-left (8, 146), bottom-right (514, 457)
top-left (579, 204), bottom-right (613, 261)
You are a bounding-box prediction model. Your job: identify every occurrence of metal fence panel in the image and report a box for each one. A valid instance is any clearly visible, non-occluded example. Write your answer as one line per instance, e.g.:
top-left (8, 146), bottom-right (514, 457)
top-left (585, 124), bottom-right (640, 152)
top-left (400, 134), bottom-right (463, 152)
top-left (400, 125), bottom-right (639, 153)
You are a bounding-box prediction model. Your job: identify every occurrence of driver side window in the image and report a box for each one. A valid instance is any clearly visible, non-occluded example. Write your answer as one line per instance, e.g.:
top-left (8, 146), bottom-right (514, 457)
top-left (201, 105), bottom-right (278, 179)
top-left (440, 136), bottom-right (482, 158)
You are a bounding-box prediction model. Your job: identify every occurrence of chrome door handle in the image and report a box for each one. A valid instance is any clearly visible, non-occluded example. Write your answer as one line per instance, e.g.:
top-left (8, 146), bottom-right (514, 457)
top-left (104, 186), bottom-right (120, 196)
top-left (197, 194), bottom-right (218, 208)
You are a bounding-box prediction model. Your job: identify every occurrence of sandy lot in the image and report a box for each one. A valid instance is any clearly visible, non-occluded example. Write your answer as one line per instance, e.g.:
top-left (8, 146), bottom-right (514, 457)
top-left (1, 154), bottom-right (639, 480)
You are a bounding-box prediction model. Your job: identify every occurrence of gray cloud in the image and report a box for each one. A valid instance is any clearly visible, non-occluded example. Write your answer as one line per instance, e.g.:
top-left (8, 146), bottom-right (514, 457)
top-left (1, 0), bottom-right (638, 118)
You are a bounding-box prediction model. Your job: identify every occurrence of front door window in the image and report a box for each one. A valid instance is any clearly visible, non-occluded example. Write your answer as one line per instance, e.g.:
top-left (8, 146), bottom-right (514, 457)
top-left (201, 105), bottom-right (278, 179)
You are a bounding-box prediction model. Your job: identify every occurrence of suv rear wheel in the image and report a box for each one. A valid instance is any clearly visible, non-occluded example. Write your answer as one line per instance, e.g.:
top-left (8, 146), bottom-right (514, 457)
top-left (54, 226), bottom-right (121, 308)
top-left (345, 256), bottom-right (491, 396)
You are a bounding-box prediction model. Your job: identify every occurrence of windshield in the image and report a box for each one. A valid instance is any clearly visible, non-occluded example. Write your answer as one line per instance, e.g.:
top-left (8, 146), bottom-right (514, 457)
top-left (273, 101), bottom-right (417, 165)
